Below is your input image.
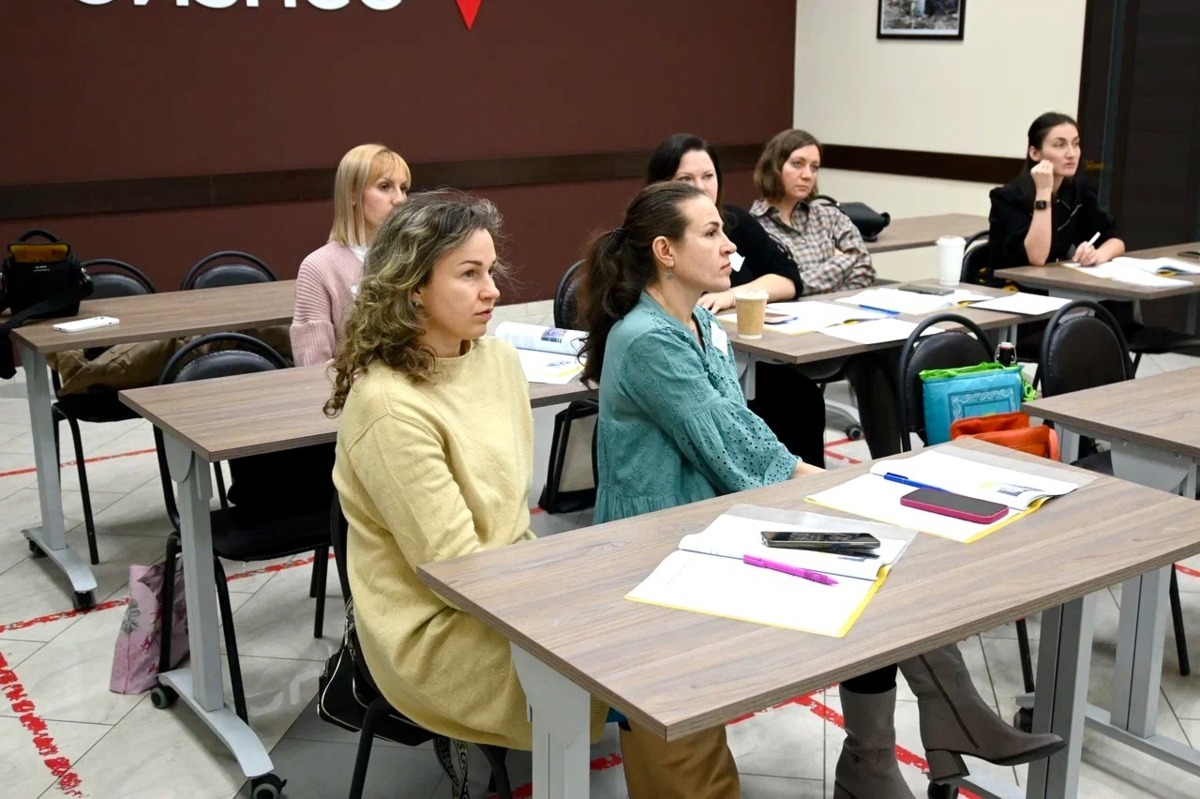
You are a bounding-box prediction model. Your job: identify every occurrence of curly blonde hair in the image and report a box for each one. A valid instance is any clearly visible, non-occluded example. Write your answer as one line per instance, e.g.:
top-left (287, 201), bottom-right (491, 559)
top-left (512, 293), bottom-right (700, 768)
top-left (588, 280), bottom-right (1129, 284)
top-left (324, 190), bottom-right (503, 417)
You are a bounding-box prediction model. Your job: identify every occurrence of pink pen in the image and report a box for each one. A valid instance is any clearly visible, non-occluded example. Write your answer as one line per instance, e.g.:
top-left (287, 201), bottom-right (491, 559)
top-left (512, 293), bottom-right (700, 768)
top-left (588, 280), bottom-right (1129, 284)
top-left (743, 554), bottom-right (839, 586)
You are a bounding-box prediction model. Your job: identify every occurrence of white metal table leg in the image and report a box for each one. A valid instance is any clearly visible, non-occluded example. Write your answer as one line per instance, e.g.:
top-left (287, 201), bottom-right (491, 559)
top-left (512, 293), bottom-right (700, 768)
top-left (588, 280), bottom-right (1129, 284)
top-left (512, 644), bottom-right (592, 799)
top-left (17, 342), bottom-right (97, 601)
top-left (159, 431), bottom-right (272, 779)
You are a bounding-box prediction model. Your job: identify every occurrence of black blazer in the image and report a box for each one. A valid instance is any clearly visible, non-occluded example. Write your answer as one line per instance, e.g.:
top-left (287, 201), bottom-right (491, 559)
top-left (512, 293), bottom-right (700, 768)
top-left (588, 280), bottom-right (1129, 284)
top-left (988, 174), bottom-right (1117, 270)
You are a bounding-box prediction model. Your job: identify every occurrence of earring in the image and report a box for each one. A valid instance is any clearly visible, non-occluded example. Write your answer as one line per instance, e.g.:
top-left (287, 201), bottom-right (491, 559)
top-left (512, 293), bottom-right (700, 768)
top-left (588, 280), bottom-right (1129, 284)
top-left (413, 298), bottom-right (422, 308)
top-left (666, 268), bottom-right (674, 280)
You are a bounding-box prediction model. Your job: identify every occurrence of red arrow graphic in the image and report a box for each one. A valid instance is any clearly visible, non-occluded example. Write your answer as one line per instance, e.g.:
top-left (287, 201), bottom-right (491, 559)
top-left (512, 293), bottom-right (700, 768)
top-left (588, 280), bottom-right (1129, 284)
top-left (455, 0), bottom-right (482, 30)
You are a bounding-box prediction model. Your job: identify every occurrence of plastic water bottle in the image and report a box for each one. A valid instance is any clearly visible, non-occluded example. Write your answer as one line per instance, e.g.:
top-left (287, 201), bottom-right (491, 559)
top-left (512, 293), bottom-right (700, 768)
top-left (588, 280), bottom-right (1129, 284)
top-left (995, 341), bottom-right (1016, 366)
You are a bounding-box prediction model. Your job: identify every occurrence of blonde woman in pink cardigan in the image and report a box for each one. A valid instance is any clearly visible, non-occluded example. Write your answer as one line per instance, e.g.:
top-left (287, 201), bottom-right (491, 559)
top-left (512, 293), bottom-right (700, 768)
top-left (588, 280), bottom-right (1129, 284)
top-left (290, 143), bottom-right (411, 365)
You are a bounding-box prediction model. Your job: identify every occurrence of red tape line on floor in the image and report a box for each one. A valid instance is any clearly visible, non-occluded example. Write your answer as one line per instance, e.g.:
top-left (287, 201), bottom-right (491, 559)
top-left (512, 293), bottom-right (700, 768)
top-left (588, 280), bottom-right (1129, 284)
top-left (0, 447), bottom-right (158, 480)
top-left (0, 651), bottom-right (85, 796)
top-left (1178, 564), bottom-right (1200, 579)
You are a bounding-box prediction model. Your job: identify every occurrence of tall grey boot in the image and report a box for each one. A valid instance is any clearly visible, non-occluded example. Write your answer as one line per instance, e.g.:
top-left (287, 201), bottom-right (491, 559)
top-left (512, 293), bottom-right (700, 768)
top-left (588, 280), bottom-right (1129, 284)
top-left (899, 643), bottom-right (1065, 781)
top-left (833, 686), bottom-right (915, 799)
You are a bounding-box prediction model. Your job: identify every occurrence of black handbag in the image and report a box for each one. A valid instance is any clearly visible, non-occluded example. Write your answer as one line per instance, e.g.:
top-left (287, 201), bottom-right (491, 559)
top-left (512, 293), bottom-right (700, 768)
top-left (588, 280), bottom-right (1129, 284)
top-left (813, 195), bottom-right (891, 242)
top-left (0, 230), bottom-right (94, 379)
top-left (538, 398), bottom-right (599, 513)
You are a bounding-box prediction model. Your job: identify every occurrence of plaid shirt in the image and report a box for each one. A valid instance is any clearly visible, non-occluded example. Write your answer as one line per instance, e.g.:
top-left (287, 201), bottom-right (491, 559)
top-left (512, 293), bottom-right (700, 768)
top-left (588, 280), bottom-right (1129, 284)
top-left (749, 200), bottom-right (875, 295)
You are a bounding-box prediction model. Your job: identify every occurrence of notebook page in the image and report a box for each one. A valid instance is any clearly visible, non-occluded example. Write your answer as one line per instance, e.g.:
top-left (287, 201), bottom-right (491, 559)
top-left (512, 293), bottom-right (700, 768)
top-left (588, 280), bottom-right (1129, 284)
top-left (494, 322), bottom-right (586, 355)
top-left (869, 449), bottom-right (1078, 510)
top-left (819, 318), bottom-right (943, 345)
top-left (514, 349), bottom-right (584, 384)
top-left (969, 293), bottom-right (1073, 316)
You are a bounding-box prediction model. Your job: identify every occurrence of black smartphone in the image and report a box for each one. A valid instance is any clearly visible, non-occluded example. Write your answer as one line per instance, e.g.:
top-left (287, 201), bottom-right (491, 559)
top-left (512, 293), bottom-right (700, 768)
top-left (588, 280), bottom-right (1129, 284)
top-left (1179, 251), bottom-right (1200, 259)
top-left (761, 530), bottom-right (881, 551)
top-left (899, 488), bottom-right (1007, 524)
top-left (901, 283), bottom-right (955, 296)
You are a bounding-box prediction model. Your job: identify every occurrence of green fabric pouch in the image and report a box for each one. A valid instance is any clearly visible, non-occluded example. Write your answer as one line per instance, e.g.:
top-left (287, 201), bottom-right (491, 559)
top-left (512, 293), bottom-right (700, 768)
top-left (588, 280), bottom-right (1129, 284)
top-left (919, 361), bottom-right (1036, 445)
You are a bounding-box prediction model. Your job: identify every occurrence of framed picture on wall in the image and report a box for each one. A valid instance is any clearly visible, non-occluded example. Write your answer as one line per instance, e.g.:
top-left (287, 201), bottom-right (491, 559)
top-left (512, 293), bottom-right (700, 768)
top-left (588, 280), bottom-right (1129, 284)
top-left (877, 0), bottom-right (966, 40)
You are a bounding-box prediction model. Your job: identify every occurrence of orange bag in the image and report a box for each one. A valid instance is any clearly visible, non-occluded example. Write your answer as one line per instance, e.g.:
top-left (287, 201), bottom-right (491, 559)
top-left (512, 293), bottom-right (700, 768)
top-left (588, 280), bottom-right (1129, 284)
top-left (949, 411), bottom-right (1060, 461)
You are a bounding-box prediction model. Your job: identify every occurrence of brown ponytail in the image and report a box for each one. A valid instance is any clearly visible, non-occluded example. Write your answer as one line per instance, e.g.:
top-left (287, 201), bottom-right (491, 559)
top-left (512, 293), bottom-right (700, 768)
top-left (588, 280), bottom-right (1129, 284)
top-left (578, 181), bottom-right (704, 387)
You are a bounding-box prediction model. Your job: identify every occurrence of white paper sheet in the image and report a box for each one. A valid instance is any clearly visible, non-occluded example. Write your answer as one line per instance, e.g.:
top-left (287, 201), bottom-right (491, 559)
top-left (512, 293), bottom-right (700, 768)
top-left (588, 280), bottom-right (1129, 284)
top-left (717, 301), bottom-right (887, 335)
top-left (836, 288), bottom-right (992, 316)
top-left (495, 322), bottom-right (586, 355)
top-left (514, 349), bottom-right (584, 384)
top-left (1111, 256), bottom-right (1200, 276)
top-left (626, 550), bottom-right (881, 636)
top-left (1065, 262), bottom-right (1191, 287)
top-left (818, 318), bottom-right (944, 345)
top-left (678, 513), bottom-right (910, 581)
top-left (868, 450), bottom-right (1078, 510)
top-left (968, 293), bottom-right (1073, 316)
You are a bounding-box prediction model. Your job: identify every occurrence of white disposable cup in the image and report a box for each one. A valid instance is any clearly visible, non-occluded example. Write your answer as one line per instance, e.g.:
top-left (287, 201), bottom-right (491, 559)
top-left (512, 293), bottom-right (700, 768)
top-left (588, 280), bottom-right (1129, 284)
top-left (937, 235), bottom-right (966, 286)
top-left (732, 288), bottom-right (769, 339)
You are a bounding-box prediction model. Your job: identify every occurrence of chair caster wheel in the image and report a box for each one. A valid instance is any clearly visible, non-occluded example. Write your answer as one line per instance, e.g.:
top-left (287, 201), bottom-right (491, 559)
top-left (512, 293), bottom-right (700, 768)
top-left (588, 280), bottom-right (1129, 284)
top-left (73, 590), bottom-right (96, 610)
top-left (845, 425), bottom-right (864, 441)
top-left (149, 685), bottom-right (179, 709)
top-left (29, 540), bottom-right (46, 558)
top-left (250, 773), bottom-right (286, 799)
top-left (928, 783), bottom-right (959, 799)
top-left (1014, 706), bottom-right (1034, 733)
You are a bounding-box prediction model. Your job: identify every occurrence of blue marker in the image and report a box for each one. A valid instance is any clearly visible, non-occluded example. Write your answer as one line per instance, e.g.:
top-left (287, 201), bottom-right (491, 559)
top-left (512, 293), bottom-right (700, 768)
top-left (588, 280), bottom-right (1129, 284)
top-left (882, 472), bottom-right (942, 491)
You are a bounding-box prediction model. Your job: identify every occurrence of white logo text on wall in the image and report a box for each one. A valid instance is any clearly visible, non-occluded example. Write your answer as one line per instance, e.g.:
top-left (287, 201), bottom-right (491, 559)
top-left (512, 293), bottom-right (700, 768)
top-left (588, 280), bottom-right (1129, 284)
top-left (76, 1), bottom-right (405, 10)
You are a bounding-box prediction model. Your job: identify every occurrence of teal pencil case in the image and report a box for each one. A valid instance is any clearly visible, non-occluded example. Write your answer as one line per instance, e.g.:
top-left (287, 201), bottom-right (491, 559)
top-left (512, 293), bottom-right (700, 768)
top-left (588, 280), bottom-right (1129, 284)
top-left (920, 362), bottom-right (1034, 445)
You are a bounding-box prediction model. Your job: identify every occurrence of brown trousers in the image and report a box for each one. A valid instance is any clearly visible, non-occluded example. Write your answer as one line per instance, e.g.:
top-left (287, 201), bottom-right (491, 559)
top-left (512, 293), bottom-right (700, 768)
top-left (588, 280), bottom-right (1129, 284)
top-left (620, 723), bottom-right (740, 799)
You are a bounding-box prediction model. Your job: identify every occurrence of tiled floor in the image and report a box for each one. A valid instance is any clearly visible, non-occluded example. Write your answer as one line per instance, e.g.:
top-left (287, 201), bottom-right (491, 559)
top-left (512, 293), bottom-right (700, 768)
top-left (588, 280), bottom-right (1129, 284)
top-left (3, 348), bottom-right (1200, 798)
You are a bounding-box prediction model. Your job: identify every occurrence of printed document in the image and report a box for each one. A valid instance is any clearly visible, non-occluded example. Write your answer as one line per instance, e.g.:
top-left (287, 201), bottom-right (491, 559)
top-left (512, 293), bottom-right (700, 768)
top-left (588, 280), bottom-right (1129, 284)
top-left (495, 322), bottom-right (585, 383)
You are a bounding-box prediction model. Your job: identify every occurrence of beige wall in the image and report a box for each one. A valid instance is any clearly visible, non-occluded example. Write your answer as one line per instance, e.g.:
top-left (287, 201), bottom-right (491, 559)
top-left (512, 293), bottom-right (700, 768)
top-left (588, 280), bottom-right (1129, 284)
top-left (793, 0), bottom-right (1088, 280)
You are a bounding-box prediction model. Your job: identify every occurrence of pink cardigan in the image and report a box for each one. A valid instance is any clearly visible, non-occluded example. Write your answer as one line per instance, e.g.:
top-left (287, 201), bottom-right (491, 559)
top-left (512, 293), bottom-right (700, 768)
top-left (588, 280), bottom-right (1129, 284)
top-left (290, 241), bottom-right (363, 366)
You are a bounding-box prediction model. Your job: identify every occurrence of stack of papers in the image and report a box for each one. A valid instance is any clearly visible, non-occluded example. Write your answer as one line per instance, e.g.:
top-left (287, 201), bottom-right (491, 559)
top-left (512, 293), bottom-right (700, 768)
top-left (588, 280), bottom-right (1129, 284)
top-left (1066, 262), bottom-right (1191, 288)
top-left (807, 449), bottom-right (1083, 543)
top-left (819, 318), bottom-right (944, 345)
top-left (1112, 256), bottom-right (1200, 276)
top-left (626, 505), bottom-right (915, 636)
top-left (969, 293), bottom-right (1073, 316)
top-left (836, 287), bottom-right (992, 316)
top-left (717, 301), bottom-right (887, 335)
top-left (495, 322), bottom-right (585, 384)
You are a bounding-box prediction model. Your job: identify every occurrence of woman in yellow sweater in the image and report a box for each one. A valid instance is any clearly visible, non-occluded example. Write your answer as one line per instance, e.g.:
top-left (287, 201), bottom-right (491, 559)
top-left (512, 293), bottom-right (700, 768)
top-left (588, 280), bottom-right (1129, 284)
top-left (324, 190), bottom-right (739, 798)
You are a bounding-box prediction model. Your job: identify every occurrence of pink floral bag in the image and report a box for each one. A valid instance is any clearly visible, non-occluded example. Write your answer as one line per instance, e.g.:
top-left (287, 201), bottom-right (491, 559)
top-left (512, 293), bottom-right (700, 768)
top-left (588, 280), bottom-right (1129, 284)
top-left (110, 561), bottom-right (189, 694)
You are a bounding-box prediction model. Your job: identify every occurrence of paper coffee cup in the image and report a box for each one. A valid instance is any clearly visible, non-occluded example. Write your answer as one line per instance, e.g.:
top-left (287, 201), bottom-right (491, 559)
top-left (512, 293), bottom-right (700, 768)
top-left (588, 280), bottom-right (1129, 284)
top-left (937, 236), bottom-right (966, 287)
top-left (732, 288), bottom-right (769, 339)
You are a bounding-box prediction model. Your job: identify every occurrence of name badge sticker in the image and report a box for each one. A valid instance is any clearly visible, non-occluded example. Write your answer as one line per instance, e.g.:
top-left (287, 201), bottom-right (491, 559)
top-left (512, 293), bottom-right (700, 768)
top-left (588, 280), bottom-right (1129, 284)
top-left (710, 322), bottom-right (729, 355)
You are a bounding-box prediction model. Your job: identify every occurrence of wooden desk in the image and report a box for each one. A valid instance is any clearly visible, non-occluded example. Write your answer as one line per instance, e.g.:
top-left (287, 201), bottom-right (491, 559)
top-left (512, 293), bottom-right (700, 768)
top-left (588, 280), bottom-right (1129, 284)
top-left (995, 243), bottom-right (1200, 333)
top-left (8, 281), bottom-right (296, 607)
top-left (419, 438), bottom-right (1200, 799)
top-left (867, 213), bottom-right (988, 254)
top-left (117, 365), bottom-right (590, 787)
top-left (1025, 367), bottom-right (1200, 781)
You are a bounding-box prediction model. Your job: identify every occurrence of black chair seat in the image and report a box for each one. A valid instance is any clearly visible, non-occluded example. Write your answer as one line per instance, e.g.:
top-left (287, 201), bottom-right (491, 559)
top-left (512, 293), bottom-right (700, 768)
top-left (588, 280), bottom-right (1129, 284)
top-left (1071, 450), bottom-right (1113, 475)
top-left (211, 504), bottom-right (331, 562)
top-left (54, 392), bottom-right (141, 424)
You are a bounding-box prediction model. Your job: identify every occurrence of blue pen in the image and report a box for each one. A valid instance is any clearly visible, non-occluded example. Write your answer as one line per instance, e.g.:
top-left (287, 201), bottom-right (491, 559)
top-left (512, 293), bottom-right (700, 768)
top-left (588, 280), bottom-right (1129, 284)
top-left (882, 472), bottom-right (943, 491)
top-left (856, 305), bottom-right (901, 317)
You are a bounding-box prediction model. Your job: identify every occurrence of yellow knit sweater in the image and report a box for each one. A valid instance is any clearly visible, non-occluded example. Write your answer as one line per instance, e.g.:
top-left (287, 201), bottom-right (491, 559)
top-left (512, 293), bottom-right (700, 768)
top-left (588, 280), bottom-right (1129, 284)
top-left (333, 338), bottom-right (603, 749)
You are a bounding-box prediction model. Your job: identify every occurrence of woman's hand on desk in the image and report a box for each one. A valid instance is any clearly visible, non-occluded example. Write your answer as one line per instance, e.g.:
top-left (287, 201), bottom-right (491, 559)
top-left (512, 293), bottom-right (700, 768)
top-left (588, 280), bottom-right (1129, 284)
top-left (792, 461), bottom-right (825, 478)
top-left (697, 291), bottom-right (735, 313)
top-left (1073, 241), bottom-right (1101, 265)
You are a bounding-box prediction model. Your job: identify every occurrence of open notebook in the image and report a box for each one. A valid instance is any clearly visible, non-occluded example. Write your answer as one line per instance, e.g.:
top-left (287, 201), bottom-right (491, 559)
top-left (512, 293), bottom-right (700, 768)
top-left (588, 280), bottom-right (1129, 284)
top-left (807, 447), bottom-right (1089, 544)
top-left (626, 505), bottom-right (915, 636)
top-left (494, 322), bottom-right (585, 384)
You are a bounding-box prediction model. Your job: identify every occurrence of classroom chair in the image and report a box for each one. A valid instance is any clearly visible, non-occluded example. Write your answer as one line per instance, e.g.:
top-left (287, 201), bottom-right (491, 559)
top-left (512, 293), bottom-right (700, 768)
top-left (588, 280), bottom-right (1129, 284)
top-left (181, 249), bottom-right (276, 290)
top-left (1037, 300), bottom-right (1189, 677)
top-left (49, 259), bottom-right (158, 564)
top-left (152, 332), bottom-right (333, 725)
top-left (959, 231), bottom-right (994, 287)
top-left (327, 497), bottom-right (514, 799)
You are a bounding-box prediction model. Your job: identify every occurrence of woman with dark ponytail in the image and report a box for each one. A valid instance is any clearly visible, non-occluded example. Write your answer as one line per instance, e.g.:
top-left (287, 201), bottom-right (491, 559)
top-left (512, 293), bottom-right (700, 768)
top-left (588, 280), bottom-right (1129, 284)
top-left (580, 181), bottom-right (1065, 799)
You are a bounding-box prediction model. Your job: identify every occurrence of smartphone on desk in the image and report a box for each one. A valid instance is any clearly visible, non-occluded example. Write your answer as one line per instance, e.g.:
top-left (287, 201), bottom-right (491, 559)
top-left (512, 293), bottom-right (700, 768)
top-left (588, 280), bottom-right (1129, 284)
top-left (761, 530), bottom-right (881, 551)
top-left (900, 283), bottom-right (955, 296)
top-left (899, 488), bottom-right (1007, 524)
top-left (1179, 251), bottom-right (1200, 260)
top-left (763, 312), bottom-right (797, 325)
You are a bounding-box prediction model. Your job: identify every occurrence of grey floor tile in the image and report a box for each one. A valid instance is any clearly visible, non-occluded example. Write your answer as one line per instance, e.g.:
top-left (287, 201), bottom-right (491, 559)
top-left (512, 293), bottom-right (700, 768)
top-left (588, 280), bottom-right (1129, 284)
top-left (240, 738), bottom-right (444, 799)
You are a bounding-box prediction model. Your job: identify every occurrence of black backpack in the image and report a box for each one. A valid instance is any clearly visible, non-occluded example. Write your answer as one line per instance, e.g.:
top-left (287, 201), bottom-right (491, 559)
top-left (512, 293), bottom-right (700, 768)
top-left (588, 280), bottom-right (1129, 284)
top-left (0, 229), bottom-right (93, 379)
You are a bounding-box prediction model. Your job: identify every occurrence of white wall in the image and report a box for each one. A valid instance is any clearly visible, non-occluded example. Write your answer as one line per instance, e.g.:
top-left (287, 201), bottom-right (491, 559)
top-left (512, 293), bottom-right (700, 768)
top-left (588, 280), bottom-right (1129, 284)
top-left (794, 0), bottom-right (1088, 280)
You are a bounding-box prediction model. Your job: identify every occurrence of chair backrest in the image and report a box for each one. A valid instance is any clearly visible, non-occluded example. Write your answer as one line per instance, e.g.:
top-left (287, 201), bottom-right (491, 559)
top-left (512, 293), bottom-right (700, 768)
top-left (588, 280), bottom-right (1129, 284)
top-left (960, 230), bottom-right (993, 286)
top-left (181, 250), bottom-right (276, 290)
top-left (896, 313), bottom-right (995, 451)
top-left (81, 259), bottom-right (156, 299)
top-left (1037, 300), bottom-right (1134, 397)
top-left (155, 333), bottom-right (288, 527)
top-left (553, 260), bottom-right (585, 329)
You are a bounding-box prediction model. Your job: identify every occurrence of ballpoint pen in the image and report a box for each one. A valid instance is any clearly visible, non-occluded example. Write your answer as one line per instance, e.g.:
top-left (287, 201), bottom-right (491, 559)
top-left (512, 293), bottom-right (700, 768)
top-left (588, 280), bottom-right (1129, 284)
top-left (743, 554), bottom-right (838, 585)
top-left (854, 305), bottom-right (901, 317)
top-left (880, 472), bottom-right (943, 491)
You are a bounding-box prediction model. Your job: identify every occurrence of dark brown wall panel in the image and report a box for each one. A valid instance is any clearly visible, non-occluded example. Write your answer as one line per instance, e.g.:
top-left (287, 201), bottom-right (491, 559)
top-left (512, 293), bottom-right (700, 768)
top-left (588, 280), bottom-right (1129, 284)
top-left (1, 0), bottom-right (795, 301)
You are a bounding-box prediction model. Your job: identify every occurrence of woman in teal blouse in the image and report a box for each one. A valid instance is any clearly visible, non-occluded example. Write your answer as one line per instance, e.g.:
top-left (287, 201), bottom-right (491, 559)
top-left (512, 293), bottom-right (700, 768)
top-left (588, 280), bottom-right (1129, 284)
top-left (577, 182), bottom-right (1064, 799)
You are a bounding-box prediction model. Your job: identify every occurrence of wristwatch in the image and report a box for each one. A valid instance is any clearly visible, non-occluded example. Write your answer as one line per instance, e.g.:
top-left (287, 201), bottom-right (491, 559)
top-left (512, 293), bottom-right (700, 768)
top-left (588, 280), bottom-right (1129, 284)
top-left (1034, 200), bottom-right (1049, 211)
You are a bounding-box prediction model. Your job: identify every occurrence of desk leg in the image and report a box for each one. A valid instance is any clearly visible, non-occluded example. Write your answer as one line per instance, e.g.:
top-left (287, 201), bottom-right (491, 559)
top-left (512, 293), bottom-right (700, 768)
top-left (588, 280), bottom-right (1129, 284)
top-left (1025, 594), bottom-right (1095, 799)
top-left (512, 644), bottom-right (591, 799)
top-left (159, 432), bottom-right (272, 780)
top-left (17, 343), bottom-right (98, 604)
top-left (1186, 293), bottom-right (1198, 336)
top-left (739, 355), bottom-right (757, 401)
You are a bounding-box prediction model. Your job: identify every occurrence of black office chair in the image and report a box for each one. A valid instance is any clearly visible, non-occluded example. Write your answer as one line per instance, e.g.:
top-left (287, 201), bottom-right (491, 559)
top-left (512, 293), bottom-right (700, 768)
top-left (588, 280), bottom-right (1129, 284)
top-left (1038, 300), bottom-right (1189, 677)
top-left (49, 259), bottom-right (158, 564)
top-left (151, 333), bottom-right (333, 726)
top-left (959, 231), bottom-right (996, 287)
top-left (181, 250), bottom-right (276, 290)
top-left (327, 497), bottom-right (514, 799)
